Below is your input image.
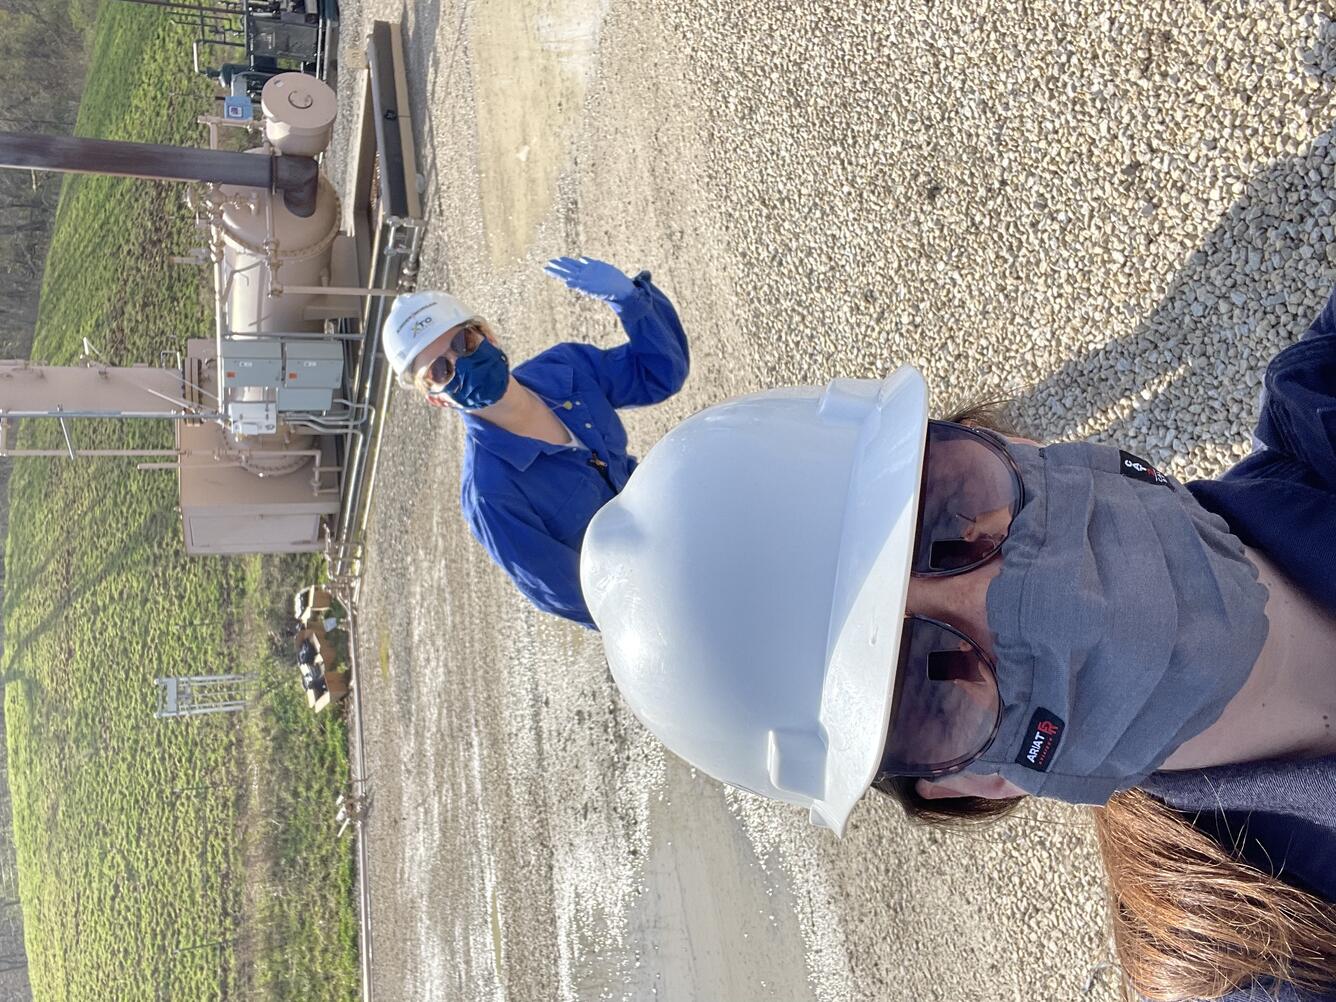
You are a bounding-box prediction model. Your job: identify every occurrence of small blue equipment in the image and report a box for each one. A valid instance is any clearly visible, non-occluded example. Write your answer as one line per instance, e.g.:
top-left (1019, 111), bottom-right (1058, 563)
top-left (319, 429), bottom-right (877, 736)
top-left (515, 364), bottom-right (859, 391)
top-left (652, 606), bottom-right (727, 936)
top-left (222, 95), bottom-right (254, 121)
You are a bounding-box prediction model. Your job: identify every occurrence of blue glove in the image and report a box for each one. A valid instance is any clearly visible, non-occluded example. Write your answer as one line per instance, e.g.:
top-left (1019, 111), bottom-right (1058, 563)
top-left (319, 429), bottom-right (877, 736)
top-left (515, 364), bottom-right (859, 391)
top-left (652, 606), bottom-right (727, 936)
top-left (544, 256), bottom-right (636, 303)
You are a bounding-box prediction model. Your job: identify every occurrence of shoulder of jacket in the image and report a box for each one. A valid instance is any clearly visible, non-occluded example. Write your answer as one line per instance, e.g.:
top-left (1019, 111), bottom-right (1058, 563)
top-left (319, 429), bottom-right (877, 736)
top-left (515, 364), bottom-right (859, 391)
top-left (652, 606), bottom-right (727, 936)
top-left (518, 343), bottom-right (588, 369)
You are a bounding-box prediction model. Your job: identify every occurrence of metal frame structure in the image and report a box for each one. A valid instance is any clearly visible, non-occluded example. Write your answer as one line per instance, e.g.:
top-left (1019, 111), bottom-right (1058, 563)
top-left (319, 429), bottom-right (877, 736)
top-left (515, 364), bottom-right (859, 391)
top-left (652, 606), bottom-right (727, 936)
top-left (120, 0), bottom-right (338, 92)
top-left (323, 21), bottom-right (424, 592)
top-left (154, 674), bottom-right (257, 718)
top-left (0, 21), bottom-right (423, 573)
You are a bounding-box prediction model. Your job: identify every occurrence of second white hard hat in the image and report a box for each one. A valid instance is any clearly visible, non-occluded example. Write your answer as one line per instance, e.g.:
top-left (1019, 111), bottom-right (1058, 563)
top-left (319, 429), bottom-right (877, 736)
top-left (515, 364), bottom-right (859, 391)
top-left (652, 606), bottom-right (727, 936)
top-left (579, 366), bottom-right (929, 835)
top-left (381, 290), bottom-right (477, 386)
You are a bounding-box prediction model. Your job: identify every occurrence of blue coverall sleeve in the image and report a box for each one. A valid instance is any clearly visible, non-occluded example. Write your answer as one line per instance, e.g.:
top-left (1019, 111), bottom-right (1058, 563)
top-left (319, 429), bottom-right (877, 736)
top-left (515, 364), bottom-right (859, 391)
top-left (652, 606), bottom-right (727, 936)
top-left (1189, 281), bottom-right (1336, 613)
top-left (1247, 285), bottom-right (1336, 486)
top-left (566, 271), bottom-right (690, 408)
top-left (468, 493), bottom-right (595, 628)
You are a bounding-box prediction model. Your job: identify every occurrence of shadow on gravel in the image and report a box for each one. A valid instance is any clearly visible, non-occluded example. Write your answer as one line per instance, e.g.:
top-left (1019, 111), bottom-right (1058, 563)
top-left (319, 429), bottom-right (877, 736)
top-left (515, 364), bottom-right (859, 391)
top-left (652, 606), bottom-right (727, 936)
top-left (1011, 125), bottom-right (1336, 465)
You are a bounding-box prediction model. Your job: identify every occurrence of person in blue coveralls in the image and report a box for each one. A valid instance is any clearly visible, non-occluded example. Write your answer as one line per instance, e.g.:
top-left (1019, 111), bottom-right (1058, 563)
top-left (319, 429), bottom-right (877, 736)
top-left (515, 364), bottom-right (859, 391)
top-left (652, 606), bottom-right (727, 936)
top-left (381, 256), bottom-right (688, 628)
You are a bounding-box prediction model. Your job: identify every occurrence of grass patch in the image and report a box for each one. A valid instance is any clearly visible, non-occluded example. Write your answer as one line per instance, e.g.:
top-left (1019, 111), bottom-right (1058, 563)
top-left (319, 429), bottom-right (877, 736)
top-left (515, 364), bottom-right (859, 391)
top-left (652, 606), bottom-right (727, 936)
top-left (2, 4), bottom-right (358, 999)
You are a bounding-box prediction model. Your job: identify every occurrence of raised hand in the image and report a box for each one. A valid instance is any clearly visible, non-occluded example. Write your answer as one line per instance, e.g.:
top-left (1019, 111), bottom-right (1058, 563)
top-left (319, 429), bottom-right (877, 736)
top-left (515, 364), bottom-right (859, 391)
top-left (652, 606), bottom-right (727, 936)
top-left (543, 256), bottom-right (636, 303)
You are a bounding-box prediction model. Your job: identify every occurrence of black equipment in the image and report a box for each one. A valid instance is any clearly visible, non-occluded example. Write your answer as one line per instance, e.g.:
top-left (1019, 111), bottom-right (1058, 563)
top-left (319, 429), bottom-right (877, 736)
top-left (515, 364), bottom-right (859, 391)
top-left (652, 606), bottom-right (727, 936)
top-left (119, 1), bottom-right (339, 97)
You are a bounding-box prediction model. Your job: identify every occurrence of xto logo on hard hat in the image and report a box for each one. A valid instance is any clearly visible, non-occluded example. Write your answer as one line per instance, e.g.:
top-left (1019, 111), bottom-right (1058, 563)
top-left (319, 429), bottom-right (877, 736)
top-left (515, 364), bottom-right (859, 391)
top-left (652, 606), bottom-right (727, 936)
top-left (411, 315), bottom-right (435, 335)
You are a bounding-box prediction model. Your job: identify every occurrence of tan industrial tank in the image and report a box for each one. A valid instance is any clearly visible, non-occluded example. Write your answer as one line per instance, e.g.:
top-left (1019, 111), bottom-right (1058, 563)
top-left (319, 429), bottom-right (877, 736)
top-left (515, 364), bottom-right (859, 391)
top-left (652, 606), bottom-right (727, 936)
top-left (215, 162), bottom-right (340, 334)
top-left (261, 73), bottom-right (338, 157)
top-left (215, 73), bottom-right (341, 335)
top-left (0, 21), bottom-right (424, 559)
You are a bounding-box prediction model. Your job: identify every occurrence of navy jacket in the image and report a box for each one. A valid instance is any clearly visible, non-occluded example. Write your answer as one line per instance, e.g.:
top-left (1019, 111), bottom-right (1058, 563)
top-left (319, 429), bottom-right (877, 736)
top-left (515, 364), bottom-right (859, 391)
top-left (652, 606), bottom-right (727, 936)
top-left (1145, 285), bottom-right (1336, 1002)
top-left (1188, 285), bottom-right (1336, 616)
top-left (460, 272), bottom-right (688, 627)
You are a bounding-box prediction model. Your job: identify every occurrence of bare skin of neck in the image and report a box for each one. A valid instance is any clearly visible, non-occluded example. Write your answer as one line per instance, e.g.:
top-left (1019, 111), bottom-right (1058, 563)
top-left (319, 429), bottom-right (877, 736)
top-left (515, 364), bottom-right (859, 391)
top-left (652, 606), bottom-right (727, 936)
top-left (1159, 545), bottom-right (1336, 770)
top-left (467, 378), bottom-right (571, 445)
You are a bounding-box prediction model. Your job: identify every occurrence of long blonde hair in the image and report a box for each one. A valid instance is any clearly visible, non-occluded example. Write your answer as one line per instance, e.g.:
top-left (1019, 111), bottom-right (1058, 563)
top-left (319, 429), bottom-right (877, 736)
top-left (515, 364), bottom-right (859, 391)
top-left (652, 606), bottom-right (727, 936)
top-left (1094, 788), bottom-right (1336, 1000)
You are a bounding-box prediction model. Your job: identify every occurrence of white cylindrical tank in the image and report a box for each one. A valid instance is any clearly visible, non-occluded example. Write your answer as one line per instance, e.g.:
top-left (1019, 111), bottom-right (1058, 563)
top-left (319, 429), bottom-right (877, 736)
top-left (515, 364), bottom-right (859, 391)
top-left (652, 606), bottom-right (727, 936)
top-left (215, 153), bottom-right (340, 334)
top-left (213, 73), bottom-right (341, 336)
top-left (261, 73), bottom-right (338, 157)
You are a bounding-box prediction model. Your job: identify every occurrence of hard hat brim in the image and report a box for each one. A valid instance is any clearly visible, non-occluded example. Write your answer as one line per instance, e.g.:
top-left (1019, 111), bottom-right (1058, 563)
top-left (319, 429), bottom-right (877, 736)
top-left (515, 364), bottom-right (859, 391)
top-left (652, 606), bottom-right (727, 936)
top-left (809, 365), bottom-right (928, 835)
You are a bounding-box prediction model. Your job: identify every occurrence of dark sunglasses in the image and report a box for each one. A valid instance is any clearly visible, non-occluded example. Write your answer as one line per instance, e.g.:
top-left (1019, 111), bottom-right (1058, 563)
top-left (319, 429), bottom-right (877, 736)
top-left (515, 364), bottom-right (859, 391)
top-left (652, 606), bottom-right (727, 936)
top-left (426, 323), bottom-right (487, 388)
top-left (876, 421), bottom-right (1024, 780)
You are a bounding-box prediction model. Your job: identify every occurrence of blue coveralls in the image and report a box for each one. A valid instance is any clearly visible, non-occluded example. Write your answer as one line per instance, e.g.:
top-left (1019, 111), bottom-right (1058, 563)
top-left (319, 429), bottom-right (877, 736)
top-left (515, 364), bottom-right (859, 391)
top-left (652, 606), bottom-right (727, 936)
top-left (459, 272), bottom-right (688, 628)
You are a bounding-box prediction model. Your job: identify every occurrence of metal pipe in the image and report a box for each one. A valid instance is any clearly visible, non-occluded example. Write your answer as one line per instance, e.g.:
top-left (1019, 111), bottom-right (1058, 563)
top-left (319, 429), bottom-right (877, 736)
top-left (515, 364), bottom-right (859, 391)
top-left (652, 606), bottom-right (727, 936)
top-left (331, 218), bottom-right (401, 579)
top-left (138, 460), bottom-right (251, 471)
top-left (213, 229), bottom-right (229, 345)
top-left (118, 0), bottom-right (270, 17)
top-left (136, 446), bottom-right (326, 471)
top-left (0, 133), bottom-right (320, 218)
top-left (196, 114), bottom-right (262, 135)
top-left (232, 329), bottom-right (366, 341)
top-left (272, 283), bottom-right (400, 299)
top-left (56, 414), bottom-right (76, 460)
top-left (344, 619), bottom-right (375, 1002)
top-left (6, 448), bottom-right (182, 459)
top-left (0, 410), bottom-right (223, 420)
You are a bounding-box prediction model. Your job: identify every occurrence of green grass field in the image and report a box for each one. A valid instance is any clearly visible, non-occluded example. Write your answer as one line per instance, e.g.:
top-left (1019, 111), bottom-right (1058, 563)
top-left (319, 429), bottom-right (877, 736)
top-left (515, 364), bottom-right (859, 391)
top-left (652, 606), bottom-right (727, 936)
top-left (2, 4), bottom-right (358, 999)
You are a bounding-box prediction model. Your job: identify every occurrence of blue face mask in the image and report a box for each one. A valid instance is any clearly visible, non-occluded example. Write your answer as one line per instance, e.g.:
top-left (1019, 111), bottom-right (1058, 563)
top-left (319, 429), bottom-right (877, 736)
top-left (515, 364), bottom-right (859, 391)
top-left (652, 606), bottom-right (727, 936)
top-left (433, 339), bottom-right (510, 410)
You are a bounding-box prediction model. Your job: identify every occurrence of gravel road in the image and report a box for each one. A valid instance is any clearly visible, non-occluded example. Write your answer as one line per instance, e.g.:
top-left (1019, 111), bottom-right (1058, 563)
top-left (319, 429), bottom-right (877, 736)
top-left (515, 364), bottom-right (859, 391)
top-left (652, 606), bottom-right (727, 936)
top-left (328, 2), bottom-right (1336, 999)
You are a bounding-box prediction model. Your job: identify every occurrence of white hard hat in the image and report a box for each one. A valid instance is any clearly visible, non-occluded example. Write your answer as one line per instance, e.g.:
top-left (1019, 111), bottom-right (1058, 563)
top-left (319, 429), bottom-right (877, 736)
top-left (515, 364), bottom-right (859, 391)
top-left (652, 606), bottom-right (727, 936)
top-left (381, 290), bottom-right (477, 386)
top-left (580, 367), bottom-right (929, 836)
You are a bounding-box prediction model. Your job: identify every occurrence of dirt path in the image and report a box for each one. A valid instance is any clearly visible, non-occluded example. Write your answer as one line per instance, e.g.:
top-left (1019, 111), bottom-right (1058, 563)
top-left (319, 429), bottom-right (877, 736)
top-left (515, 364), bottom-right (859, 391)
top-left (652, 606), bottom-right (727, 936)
top-left (328, 1), bottom-right (1336, 999)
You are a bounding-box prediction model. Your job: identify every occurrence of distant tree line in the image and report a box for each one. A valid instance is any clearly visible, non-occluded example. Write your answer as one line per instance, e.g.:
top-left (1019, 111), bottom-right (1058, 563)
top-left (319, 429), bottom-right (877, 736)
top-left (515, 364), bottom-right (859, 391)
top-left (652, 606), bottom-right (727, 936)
top-left (0, 7), bottom-right (100, 994)
top-left (0, 0), bottom-right (101, 362)
top-left (0, 0), bottom-right (101, 670)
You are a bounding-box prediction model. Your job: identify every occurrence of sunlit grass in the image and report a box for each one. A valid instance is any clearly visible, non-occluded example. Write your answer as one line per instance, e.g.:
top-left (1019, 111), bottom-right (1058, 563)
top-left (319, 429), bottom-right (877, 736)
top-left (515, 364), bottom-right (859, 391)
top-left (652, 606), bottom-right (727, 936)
top-left (2, 4), bottom-right (358, 999)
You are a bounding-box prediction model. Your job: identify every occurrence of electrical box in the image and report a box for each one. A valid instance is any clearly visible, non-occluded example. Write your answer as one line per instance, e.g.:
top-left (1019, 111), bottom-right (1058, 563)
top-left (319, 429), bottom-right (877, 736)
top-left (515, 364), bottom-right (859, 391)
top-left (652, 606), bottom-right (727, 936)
top-left (282, 340), bottom-right (343, 387)
top-left (278, 339), bottom-right (344, 411)
top-left (228, 400), bottom-right (278, 437)
top-left (223, 95), bottom-right (254, 121)
top-left (221, 339), bottom-right (283, 388)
